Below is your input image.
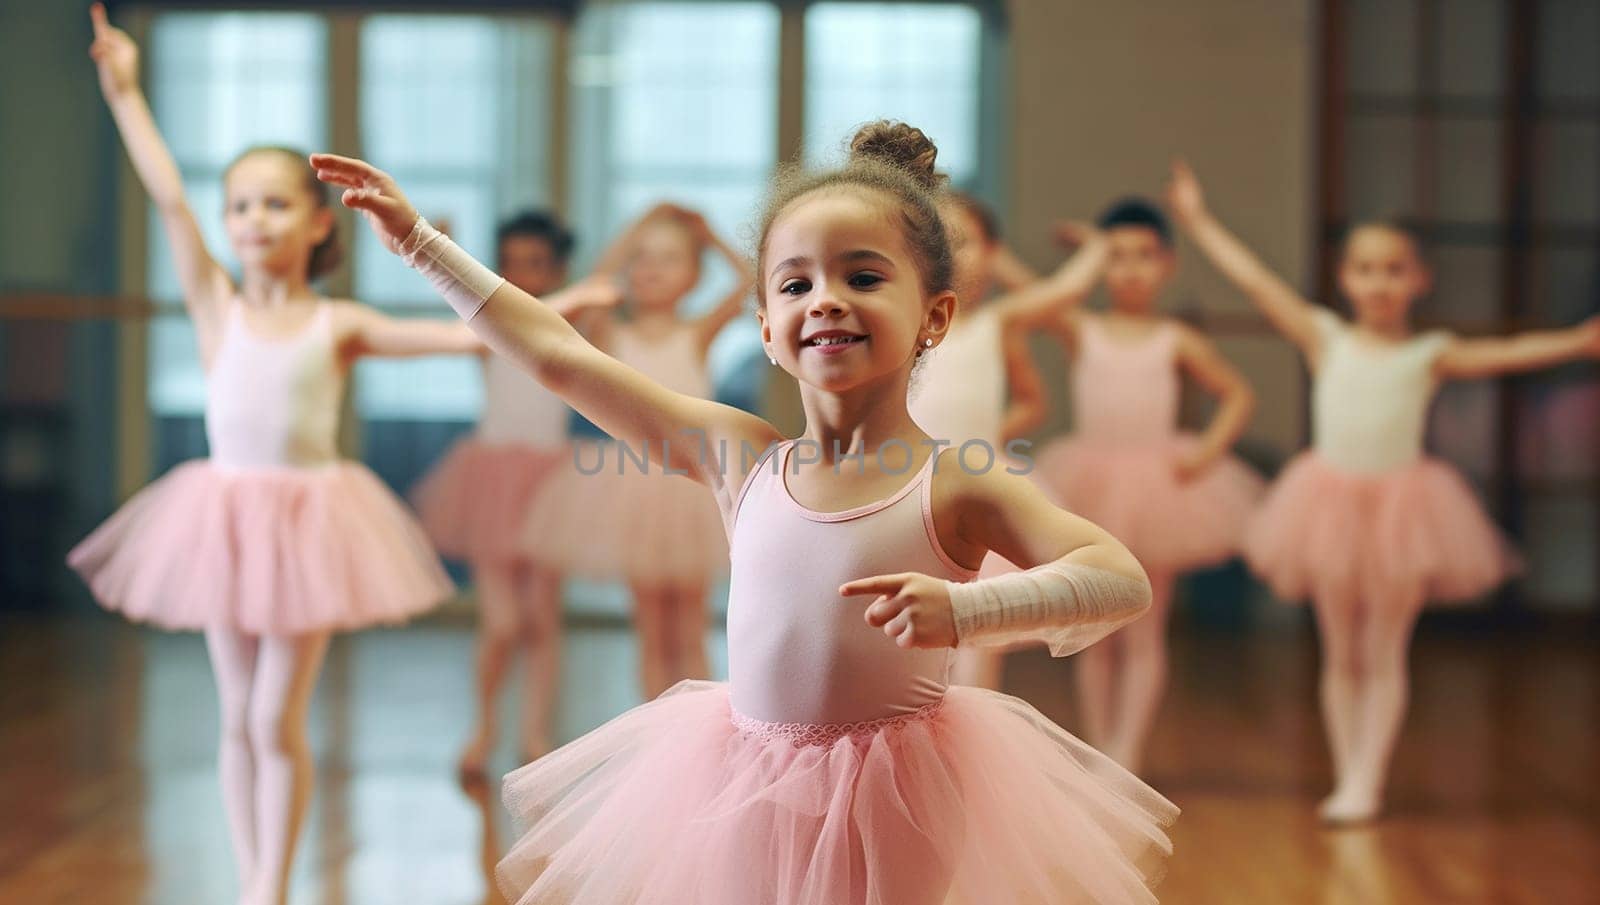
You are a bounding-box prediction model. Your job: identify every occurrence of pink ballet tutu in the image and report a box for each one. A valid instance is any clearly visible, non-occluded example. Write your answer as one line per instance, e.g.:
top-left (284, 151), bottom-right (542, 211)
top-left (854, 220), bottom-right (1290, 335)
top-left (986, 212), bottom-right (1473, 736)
top-left (519, 451), bottom-right (728, 586)
top-left (68, 460), bottom-right (455, 635)
top-left (1032, 435), bottom-right (1265, 572)
top-left (411, 440), bottom-right (568, 564)
top-left (1244, 452), bottom-right (1517, 607)
top-left (498, 681), bottom-right (1175, 905)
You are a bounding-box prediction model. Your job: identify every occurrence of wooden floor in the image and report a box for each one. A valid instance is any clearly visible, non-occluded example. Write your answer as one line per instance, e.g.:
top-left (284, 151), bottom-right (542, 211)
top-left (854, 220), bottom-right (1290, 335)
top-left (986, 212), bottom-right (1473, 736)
top-left (1, 610), bottom-right (1596, 904)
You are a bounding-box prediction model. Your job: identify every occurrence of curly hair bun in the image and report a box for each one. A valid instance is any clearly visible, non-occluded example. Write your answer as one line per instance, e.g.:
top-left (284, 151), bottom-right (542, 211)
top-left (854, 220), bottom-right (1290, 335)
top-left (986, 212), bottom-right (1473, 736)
top-left (848, 121), bottom-right (946, 192)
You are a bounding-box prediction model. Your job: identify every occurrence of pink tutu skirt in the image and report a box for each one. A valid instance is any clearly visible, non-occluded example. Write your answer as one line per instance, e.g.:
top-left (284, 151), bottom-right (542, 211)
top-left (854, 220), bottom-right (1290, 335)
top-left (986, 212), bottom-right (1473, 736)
top-left (1033, 435), bottom-right (1265, 572)
top-left (411, 440), bottom-right (568, 564)
top-left (519, 447), bottom-right (728, 586)
top-left (1244, 452), bottom-right (1517, 607)
top-left (498, 681), bottom-right (1175, 905)
top-left (67, 460), bottom-right (454, 635)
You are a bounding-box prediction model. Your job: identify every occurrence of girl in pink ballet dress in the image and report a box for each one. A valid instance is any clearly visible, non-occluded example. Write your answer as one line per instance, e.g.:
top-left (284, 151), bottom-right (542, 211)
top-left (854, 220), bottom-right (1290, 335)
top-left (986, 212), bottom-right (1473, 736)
top-left (70, 8), bottom-right (484, 904)
top-left (1170, 159), bottom-right (1600, 823)
top-left (314, 119), bottom-right (1176, 905)
top-left (1030, 198), bottom-right (1264, 774)
top-left (411, 211), bottom-right (622, 777)
top-left (910, 193), bottom-right (1110, 690)
top-left (518, 203), bottom-right (754, 700)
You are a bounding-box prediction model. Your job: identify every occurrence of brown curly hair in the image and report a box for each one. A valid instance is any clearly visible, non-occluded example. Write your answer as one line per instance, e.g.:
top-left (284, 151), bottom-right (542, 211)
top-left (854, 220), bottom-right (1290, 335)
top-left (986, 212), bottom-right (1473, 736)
top-left (754, 121), bottom-right (952, 305)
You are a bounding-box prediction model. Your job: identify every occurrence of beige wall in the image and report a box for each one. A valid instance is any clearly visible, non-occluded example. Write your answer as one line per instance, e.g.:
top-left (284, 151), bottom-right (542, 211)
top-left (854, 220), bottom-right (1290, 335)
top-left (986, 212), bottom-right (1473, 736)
top-left (1006, 0), bottom-right (1317, 459)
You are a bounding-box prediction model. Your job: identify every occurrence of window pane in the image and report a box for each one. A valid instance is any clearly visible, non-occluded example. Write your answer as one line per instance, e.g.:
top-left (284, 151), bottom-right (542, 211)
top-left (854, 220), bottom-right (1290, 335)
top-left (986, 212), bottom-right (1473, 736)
top-left (353, 356), bottom-right (484, 421)
top-left (1433, 0), bottom-right (1505, 100)
top-left (144, 12), bottom-right (328, 417)
top-left (1344, 113), bottom-right (1418, 221)
top-left (355, 14), bottom-right (554, 421)
top-left (1346, 0), bottom-right (1419, 98)
top-left (1433, 118), bottom-right (1502, 223)
top-left (1537, 0), bottom-right (1600, 101)
top-left (804, 3), bottom-right (982, 185)
top-left (147, 315), bottom-right (208, 415)
top-left (148, 13), bottom-right (327, 166)
top-left (569, 2), bottom-right (778, 390)
top-left (355, 15), bottom-right (553, 308)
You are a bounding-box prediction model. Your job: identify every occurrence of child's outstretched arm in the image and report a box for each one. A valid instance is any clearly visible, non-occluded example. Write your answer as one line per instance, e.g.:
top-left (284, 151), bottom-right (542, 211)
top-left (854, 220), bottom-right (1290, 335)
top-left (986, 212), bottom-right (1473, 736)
top-left (311, 153), bottom-right (782, 487)
top-left (335, 308), bottom-right (483, 362)
top-left (1167, 160), bottom-right (1324, 362)
top-left (1434, 316), bottom-right (1600, 380)
top-left (336, 276), bottom-right (619, 361)
top-left (1172, 326), bottom-right (1257, 481)
top-left (840, 465), bottom-right (1152, 656)
top-left (90, 3), bottom-right (232, 350)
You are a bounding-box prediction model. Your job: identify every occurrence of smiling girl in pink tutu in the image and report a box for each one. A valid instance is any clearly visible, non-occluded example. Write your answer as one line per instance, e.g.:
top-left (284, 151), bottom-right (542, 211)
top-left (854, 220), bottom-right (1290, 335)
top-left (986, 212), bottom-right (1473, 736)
top-left (315, 119), bottom-right (1175, 904)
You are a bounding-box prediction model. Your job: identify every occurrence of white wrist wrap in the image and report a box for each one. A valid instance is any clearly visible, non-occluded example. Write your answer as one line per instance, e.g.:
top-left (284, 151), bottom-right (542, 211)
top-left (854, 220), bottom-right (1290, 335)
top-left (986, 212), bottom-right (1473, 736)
top-left (397, 216), bottom-right (505, 321)
top-left (946, 561), bottom-right (1152, 657)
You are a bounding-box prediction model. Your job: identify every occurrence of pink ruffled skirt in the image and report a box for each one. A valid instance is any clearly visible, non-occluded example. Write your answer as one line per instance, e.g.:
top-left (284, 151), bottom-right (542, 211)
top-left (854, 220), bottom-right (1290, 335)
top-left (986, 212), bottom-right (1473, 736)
top-left (1244, 452), bottom-right (1517, 607)
top-left (67, 460), bottom-right (454, 635)
top-left (519, 446), bottom-right (728, 587)
top-left (411, 440), bottom-right (568, 564)
top-left (498, 681), bottom-right (1176, 905)
top-left (1033, 435), bottom-right (1265, 572)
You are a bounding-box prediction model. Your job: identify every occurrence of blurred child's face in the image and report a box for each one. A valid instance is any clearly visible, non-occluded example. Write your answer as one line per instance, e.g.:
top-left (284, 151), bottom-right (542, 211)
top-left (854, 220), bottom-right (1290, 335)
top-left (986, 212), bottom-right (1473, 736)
top-left (759, 191), bottom-right (951, 394)
top-left (940, 202), bottom-right (997, 307)
top-left (1338, 226), bottom-right (1430, 329)
top-left (223, 152), bottom-right (332, 278)
top-left (627, 219), bottom-right (702, 313)
top-left (499, 235), bottom-right (566, 297)
top-left (1102, 226), bottom-right (1175, 312)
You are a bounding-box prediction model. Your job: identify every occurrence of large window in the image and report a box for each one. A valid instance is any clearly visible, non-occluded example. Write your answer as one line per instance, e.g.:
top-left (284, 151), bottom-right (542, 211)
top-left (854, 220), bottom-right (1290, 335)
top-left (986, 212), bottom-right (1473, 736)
top-left (137, 1), bottom-right (1000, 451)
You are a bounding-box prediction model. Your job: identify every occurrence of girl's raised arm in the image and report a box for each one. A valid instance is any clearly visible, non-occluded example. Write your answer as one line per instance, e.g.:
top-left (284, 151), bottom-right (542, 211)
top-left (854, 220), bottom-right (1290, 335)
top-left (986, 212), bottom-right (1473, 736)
top-left (312, 153), bottom-right (782, 491)
top-left (90, 4), bottom-right (232, 348)
top-left (1167, 160), bottom-right (1324, 362)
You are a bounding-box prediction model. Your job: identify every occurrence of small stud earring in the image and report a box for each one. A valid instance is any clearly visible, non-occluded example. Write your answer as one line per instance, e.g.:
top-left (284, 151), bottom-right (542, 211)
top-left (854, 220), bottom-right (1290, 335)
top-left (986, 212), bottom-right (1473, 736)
top-left (767, 353), bottom-right (777, 366)
top-left (924, 337), bottom-right (934, 348)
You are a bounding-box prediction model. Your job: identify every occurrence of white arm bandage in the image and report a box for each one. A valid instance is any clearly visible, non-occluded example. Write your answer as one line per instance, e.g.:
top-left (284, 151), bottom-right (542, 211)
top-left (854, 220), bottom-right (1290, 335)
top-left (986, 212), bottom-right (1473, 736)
top-left (397, 216), bottom-right (506, 321)
top-left (945, 561), bottom-right (1153, 657)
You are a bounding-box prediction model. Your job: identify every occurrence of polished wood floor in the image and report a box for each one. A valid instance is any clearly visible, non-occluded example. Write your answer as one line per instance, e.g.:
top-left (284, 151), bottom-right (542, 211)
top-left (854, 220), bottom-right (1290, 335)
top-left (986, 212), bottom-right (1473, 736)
top-left (1, 608), bottom-right (1596, 904)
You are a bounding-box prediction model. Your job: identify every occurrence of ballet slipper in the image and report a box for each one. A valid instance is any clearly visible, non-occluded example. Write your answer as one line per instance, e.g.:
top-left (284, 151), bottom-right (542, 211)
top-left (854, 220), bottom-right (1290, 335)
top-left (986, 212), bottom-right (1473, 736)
top-left (1318, 786), bottom-right (1383, 826)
